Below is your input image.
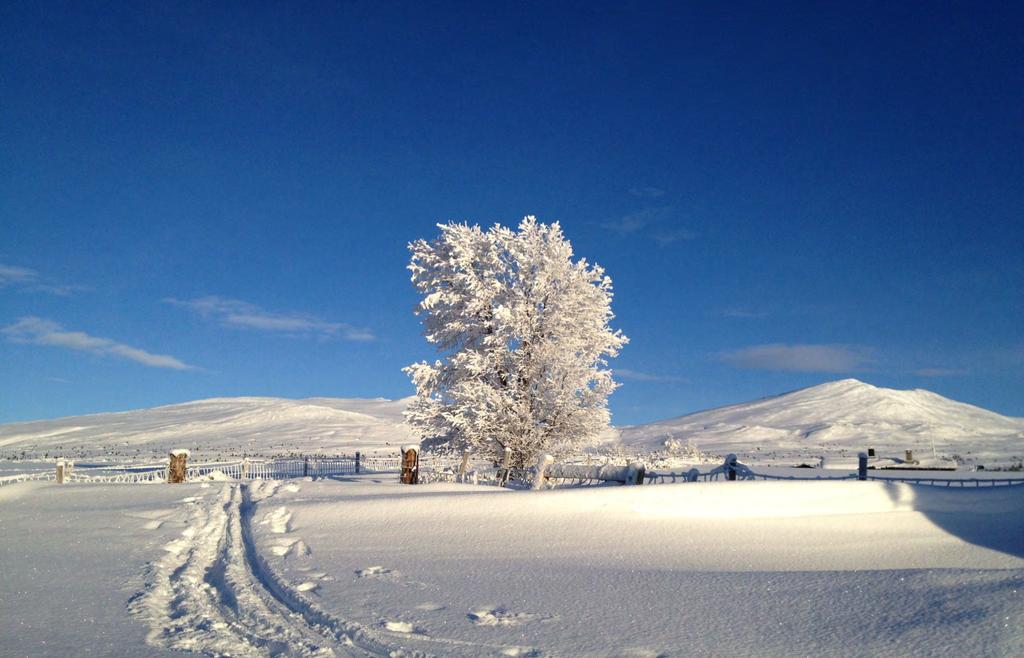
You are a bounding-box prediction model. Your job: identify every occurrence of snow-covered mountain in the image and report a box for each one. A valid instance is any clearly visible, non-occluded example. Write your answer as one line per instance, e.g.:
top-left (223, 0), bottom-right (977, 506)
top-left (620, 379), bottom-right (1024, 466)
top-left (2, 379), bottom-right (1021, 465)
top-left (0, 396), bottom-right (417, 459)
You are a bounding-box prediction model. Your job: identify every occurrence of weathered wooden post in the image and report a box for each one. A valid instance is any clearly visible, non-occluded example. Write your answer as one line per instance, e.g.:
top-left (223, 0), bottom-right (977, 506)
top-left (905, 450), bottom-right (914, 464)
top-left (303, 457), bottom-right (309, 477)
top-left (55, 459), bottom-right (66, 484)
top-left (532, 454), bottom-right (554, 490)
top-left (626, 462), bottom-right (646, 485)
top-left (355, 451), bottom-right (361, 475)
top-left (401, 445), bottom-right (419, 484)
top-left (726, 454), bottom-right (737, 481)
top-left (241, 457), bottom-right (250, 479)
top-left (168, 449), bottom-right (189, 484)
top-left (498, 445), bottom-right (513, 487)
top-left (458, 450), bottom-right (471, 483)
top-left (858, 452), bottom-right (868, 481)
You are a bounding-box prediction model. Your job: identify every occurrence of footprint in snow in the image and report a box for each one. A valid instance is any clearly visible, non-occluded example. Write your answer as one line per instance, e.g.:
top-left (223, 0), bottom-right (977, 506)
top-left (622, 650), bottom-right (671, 658)
top-left (468, 608), bottom-right (550, 627)
top-left (261, 506), bottom-right (292, 533)
top-left (382, 620), bottom-right (424, 635)
top-left (249, 481), bottom-right (280, 501)
top-left (162, 538), bottom-right (188, 556)
top-left (270, 538), bottom-right (310, 557)
top-left (355, 565), bottom-right (398, 579)
top-left (499, 648), bottom-right (543, 657)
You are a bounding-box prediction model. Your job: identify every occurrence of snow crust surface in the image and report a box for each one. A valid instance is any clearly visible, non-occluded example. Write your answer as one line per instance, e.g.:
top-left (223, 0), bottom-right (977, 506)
top-left (5, 476), bottom-right (1019, 656)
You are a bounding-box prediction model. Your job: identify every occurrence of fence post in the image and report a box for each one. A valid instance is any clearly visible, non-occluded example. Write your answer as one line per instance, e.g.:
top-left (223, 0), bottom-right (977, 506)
top-left (626, 462), bottom-right (646, 485)
top-left (905, 450), bottom-right (914, 464)
top-left (303, 457), bottom-right (309, 477)
top-left (241, 458), bottom-right (250, 479)
top-left (401, 445), bottom-right (420, 484)
top-left (726, 454), bottom-right (737, 481)
top-left (355, 451), bottom-right (361, 475)
top-left (686, 468), bottom-right (700, 482)
top-left (533, 454), bottom-right (554, 490)
top-left (498, 446), bottom-right (513, 487)
top-left (55, 459), bottom-right (66, 484)
top-left (458, 450), bottom-right (471, 483)
top-left (168, 449), bottom-right (189, 484)
top-left (858, 452), bottom-right (868, 480)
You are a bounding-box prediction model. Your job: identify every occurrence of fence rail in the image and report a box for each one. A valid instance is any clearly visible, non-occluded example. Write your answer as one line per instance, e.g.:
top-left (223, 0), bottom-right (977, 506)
top-left (4, 452), bottom-right (1024, 489)
top-left (644, 466), bottom-right (1024, 487)
top-left (0, 452), bottom-right (404, 487)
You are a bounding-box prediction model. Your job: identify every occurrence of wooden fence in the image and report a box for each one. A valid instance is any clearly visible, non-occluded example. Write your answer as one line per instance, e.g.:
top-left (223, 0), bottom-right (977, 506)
top-left (4, 452), bottom-right (1023, 489)
top-left (0, 452), bottom-right (403, 487)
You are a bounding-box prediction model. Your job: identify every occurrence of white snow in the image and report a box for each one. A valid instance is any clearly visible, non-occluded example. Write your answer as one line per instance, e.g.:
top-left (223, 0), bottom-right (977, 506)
top-left (0, 396), bottom-right (416, 459)
top-left (2, 476), bottom-right (1020, 656)
top-left (2, 380), bottom-right (1021, 470)
top-left (621, 379), bottom-right (1024, 467)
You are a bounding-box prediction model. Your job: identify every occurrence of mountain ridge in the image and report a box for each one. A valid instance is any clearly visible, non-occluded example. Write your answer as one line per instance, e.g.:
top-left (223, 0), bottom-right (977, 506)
top-left (1, 380), bottom-right (1021, 464)
top-left (619, 379), bottom-right (1024, 465)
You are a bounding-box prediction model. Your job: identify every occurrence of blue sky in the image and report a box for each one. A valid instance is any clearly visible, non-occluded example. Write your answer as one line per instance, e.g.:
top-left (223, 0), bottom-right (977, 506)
top-left (2, 1), bottom-right (1022, 425)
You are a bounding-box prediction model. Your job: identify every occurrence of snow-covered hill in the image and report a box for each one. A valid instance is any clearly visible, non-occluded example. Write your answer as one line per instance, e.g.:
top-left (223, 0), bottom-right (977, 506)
top-left (620, 379), bottom-right (1024, 467)
top-left (0, 396), bottom-right (417, 460)
top-left (2, 379), bottom-right (1022, 466)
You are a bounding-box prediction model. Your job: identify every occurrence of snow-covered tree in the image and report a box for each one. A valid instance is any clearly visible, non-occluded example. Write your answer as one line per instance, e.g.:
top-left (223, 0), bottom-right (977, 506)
top-left (404, 216), bottom-right (628, 467)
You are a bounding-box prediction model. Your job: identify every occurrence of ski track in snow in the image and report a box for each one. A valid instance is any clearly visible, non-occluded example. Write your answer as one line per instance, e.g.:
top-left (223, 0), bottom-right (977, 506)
top-left (130, 482), bottom-right (540, 658)
top-left (130, 483), bottom-right (406, 657)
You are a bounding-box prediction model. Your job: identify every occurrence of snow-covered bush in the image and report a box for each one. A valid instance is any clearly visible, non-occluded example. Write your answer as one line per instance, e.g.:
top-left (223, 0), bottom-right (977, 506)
top-left (404, 216), bottom-right (628, 467)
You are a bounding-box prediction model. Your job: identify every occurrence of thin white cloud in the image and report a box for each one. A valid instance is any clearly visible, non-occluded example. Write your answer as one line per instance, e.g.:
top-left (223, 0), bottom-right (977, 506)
top-left (0, 262), bottom-right (87, 296)
top-left (165, 296), bottom-right (375, 341)
top-left (719, 343), bottom-right (874, 373)
top-left (913, 367), bottom-right (968, 377)
top-left (615, 368), bottom-right (689, 383)
top-left (601, 207), bottom-right (697, 246)
top-left (653, 228), bottom-right (699, 246)
top-left (629, 186), bottom-right (666, 198)
top-left (601, 207), bottom-right (673, 236)
top-left (2, 316), bottom-right (196, 370)
top-left (0, 264), bottom-right (37, 285)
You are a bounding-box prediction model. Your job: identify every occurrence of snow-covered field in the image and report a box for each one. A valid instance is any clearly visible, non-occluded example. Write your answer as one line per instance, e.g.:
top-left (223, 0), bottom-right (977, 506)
top-left (1, 379), bottom-right (1021, 655)
top-left (2, 476), bottom-right (1021, 656)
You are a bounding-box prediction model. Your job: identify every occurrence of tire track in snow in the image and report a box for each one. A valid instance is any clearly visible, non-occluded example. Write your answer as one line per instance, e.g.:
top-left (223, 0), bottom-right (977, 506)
top-left (130, 484), bottom-right (405, 657)
top-left (131, 483), bottom-right (539, 657)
